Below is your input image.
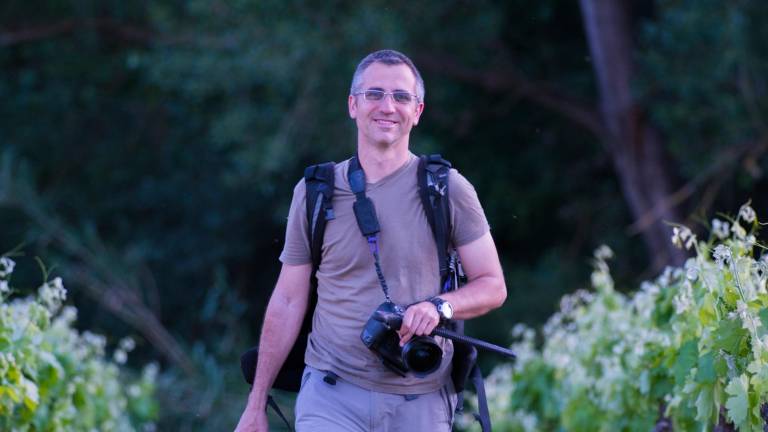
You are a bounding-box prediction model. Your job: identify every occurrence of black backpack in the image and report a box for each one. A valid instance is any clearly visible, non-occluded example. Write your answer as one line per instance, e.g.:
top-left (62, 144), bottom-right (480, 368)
top-left (241, 154), bottom-right (491, 431)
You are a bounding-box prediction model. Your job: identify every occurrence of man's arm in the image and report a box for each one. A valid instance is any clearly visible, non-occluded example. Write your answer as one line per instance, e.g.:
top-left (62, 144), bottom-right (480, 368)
top-left (399, 232), bottom-right (506, 344)
top-left (235, 262), bottom-right (312, 432)
top-left (439, 231), bottom-right (507, 318)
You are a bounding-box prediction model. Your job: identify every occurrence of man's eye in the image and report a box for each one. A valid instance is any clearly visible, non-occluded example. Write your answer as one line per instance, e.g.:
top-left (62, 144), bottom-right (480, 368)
top-left (392, 92), bottom-right (412, 103)
top-left (365, 90), bottom-right (384, 100)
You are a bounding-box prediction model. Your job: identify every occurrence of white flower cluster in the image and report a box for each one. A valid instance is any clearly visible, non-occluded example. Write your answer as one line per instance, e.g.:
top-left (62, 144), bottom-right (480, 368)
top-left (672, 280), bottom-right (694, 314)
top-left (731, 221), bottom-right (747, 240)
top-left (38, 277), bottom-right (67, 312)
top-left (671, 226), bottom-right (697, 250)
top-left (739, 202), bottom-right (756, 224)
top-left (590, 246), bottom-right (614, 293)
top-left (113, 336), bottom-right (136, 365)
top-left (0, 256), bottom-right (15, 278)
top-left (82, 330), bottom-right (107, 353)
top-left (712, 244), bottom-right (732, 269)
top-left (594, 244), bottom-right (613, 261)
top-left (0, 257), bottom-right (15, 294)
top-left (711, 218), bottom-right (730, 240)
top-left (685, 260), bottom-right (699, 281)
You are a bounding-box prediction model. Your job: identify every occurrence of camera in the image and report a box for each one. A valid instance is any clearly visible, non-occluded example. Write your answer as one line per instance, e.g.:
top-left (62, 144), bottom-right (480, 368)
top-left (360, 302), bottom-right (444, 377)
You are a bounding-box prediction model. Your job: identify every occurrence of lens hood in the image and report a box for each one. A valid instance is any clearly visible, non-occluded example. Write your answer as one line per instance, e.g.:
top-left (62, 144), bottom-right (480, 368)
top-left (401, 336), bottom-right (442, 376)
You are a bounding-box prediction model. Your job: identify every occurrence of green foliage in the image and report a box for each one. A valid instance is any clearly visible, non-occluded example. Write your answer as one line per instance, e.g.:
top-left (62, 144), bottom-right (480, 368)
top-left (638, 0), bottom-right (768, 179)
top-left (0, 257), bottom-right (157, 430)
top-left (466, 203), bottom-right (768, 431)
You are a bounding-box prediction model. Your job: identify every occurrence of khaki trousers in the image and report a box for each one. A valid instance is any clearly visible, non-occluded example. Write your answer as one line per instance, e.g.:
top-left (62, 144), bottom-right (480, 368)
top-left (295, 366), bottom-right (457, 432)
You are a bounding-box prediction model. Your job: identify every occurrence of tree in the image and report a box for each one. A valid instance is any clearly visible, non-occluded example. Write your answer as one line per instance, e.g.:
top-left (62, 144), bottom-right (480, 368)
top-left (579, 0), bottom-right (686, 268)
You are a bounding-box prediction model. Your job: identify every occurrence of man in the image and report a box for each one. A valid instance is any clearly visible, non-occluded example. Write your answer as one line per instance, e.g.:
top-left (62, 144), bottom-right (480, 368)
top-left (235, 49), bottom-right (506, 432)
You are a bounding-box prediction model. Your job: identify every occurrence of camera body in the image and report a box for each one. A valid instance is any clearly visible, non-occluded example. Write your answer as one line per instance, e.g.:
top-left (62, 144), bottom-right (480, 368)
top-left (360, 302), bottom-right (444, 377)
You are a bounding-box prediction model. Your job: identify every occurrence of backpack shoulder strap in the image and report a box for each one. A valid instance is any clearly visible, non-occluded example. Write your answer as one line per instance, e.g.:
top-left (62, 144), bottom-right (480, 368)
top-left (299, 161), bottom-right (335, 370)
top-left (419, 155), bottom-right (492, 432)
top-left (418, 154), bottom-right (452, 287)
top-left (304, 162), bottom-right (336, 274)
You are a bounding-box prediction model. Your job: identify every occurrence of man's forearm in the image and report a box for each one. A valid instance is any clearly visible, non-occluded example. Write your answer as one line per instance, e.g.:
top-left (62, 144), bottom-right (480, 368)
top-left (398, 274), bottom-right (505, 345)
top-left (246, 295), bottom-right (306, 409)
top-left (246, 264), bottom-right (311, 410)
top-left (439, 274), bottom-right (506, 320)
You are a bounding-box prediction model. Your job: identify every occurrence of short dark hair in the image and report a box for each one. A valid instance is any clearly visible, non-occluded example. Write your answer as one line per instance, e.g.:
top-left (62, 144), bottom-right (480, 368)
top-left (350, 50), bottom-right (425, 101)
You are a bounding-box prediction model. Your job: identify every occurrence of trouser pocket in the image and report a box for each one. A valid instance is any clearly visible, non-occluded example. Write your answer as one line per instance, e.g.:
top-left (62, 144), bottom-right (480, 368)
top-left (440, 382), bottom-right (458, 425)
top-left (299, 368), bottom-right (312, 390)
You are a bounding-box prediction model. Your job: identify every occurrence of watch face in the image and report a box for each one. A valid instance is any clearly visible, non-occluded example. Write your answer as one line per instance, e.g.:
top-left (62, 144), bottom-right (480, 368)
top-left (440, 302), bottom-right (454, 319)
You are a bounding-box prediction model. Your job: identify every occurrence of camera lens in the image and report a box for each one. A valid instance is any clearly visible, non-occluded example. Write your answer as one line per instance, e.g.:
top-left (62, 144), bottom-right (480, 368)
top-left (402, 337), bottom-right (442, 376)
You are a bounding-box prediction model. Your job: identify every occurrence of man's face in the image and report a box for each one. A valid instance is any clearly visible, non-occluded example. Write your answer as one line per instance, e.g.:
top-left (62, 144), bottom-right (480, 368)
top-left (348, 63), bottom-right (424, 149)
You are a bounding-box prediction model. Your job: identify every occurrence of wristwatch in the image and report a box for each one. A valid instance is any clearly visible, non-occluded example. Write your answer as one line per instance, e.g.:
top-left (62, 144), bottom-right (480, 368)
top-left (429, 297), bottom-right (454, 320)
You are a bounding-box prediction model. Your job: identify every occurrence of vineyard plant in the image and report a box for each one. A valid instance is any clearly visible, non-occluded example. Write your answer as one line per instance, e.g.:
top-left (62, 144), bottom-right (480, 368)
top-left (0, 257), bottom-right (157, 431)
top-left (467, 203), bottom-right (768, 431)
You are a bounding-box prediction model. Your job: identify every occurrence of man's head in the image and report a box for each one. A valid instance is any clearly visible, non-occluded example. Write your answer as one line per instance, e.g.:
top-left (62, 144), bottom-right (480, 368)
top-left (348, 50), bottom-right (425, 149)
top-left (350, 50), bottom-right (425, 102)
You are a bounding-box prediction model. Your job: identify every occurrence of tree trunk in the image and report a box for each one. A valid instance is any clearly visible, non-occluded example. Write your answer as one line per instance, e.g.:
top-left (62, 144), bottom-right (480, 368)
top-left (579, 0), bottom-right (687, 269)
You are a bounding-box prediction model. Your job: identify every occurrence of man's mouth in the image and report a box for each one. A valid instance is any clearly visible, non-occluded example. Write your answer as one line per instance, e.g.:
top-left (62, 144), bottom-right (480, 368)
top-left (374, 119), bottom-right (398, 126)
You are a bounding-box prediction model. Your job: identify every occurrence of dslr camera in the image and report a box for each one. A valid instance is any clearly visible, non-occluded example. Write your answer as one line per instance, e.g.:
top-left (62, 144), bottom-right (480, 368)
top-left (360, 302), bottom-right (444, 377)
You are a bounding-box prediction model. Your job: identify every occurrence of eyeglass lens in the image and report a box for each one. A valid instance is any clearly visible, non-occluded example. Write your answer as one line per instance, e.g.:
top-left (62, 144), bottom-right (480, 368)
top-left (364, 90), bottom-right (413, 103)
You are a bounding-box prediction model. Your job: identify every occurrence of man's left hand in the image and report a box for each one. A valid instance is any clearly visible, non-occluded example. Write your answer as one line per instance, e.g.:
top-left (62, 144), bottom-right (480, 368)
top-left (397, 302), bottom-right (439, 346)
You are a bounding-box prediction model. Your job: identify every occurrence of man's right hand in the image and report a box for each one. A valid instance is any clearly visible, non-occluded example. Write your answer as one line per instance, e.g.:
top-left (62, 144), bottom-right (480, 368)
top-left (234, 405), bottom-right (268, 432)
top-left (234, 263), bottom-right (312, 432)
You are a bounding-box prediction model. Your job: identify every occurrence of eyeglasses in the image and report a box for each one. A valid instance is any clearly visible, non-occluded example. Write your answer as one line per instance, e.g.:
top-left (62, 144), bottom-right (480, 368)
top-left (353, 89), bottom-right (419, 104)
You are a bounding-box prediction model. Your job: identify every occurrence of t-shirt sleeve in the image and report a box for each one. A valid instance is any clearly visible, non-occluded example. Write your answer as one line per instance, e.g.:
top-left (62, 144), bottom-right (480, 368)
top-left (279, 179), bottom-right (312, 265)
top-left (449, 169), bottom-right (490, 247)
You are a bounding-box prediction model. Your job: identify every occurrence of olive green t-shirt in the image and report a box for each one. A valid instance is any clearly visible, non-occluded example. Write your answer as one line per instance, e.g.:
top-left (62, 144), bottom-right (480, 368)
top-left (280, 153), bottom-right (490, 394)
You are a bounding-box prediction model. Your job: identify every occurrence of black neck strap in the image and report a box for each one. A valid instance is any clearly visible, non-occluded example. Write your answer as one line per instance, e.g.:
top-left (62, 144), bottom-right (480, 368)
top-left (347, 156), bottom-right (392, 303)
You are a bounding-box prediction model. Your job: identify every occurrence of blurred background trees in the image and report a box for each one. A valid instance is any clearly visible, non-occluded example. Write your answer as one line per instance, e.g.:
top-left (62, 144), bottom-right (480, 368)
top-left (1, 0), bottom-right (767, 429)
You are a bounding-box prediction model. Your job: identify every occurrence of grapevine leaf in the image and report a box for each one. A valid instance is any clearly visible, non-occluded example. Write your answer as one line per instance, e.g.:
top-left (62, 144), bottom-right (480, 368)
top-left (674, 340), bottom-right (698, 385)
top-left (749, 362), bottom-right (768, 398)
top-left (724, 374), bottom-right (750, 429)
top-left (695, 352), bottom-right (716, 384)
top-left (724, 282), bottom-right (740, 306)
top-left (22, 394), bottom-right (37, 411)
top-left (694, 384), bottom-right (714, 423)
top-left (73, 384), bottom-right (86, 408)
top-left (714, 354), bottom-right (728, 377)
top-left (650, 367), bottom-right (673, 399)
top-left (7, 366), bottom-right (20, 384)
top-left (699, 294), bottom-right (717, 325)
top-left (712, 318), bottom-right (747, 354)
top-left (759, 308), bottom-right (768, 330)
top-left (1, 385), bottom-right (20, 403)
top-left (37, 351), bottom-right (63, 387)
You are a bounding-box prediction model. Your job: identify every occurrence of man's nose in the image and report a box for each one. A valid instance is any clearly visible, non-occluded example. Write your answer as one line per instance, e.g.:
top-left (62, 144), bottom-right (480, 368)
top-left (379, 94), bottom-right (396, 112)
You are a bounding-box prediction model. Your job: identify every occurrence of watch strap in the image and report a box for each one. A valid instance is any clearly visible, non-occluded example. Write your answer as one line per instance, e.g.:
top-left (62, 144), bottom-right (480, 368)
top-left (429, 296), bottom-right (450, 319)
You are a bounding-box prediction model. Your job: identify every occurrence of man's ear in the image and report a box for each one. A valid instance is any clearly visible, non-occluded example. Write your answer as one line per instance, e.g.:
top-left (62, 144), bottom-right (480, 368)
top-left (348, 94), bottom-right (357, 119)
top-left (412, 102), bottom-right (425, 126)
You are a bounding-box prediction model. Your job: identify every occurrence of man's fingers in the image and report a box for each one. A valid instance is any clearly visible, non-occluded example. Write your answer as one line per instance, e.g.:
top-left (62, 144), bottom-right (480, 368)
top-left (399, 311), bottom-right (420, 345)
top-left (421, 318), bottom-right (438, 335)
top-left (414, 316), bottom-right (432, 336)
top-left (399, 305), bottom-right (440, 346)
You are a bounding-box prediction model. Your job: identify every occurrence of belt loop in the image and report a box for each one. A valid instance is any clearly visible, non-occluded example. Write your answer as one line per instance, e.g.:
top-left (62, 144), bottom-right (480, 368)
top-left (323, 371), bottom-right (339, 385)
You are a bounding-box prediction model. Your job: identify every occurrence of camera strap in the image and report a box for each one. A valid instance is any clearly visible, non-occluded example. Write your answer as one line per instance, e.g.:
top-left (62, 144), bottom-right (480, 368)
top-left (347, 155), bottom-right (393, 303)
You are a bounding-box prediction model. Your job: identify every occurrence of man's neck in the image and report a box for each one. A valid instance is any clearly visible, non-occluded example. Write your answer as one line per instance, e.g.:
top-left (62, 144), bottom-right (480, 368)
top-left (356, 142), bottom-right (411, 183)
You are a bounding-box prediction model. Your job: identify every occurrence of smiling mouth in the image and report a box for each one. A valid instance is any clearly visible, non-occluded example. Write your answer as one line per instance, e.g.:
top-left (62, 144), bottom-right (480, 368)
top-left (374, 119), bottom-right (398, 126)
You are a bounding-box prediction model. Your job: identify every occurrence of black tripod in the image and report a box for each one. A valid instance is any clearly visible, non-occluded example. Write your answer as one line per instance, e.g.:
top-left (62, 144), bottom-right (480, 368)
top-left (374, 311), bottom-right (517, 359)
